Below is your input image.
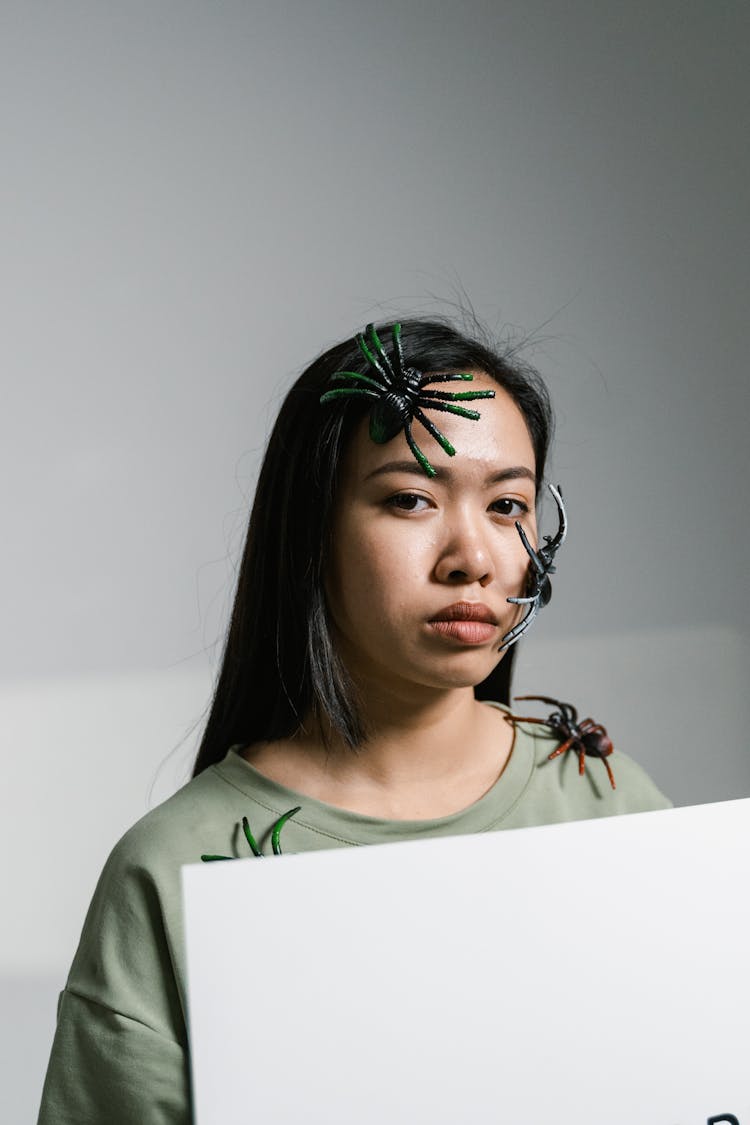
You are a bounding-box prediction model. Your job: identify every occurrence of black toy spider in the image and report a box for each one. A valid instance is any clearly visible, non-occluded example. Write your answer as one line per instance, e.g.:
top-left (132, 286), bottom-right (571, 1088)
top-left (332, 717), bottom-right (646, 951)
top-left (507, 695), bottom-right (616, 789)
top-left (500, 484), bottom-right (567, 650)
top-left (201, 806), bottom-right (301, 862)
top-left (319, 321), bottom-right (495, 477)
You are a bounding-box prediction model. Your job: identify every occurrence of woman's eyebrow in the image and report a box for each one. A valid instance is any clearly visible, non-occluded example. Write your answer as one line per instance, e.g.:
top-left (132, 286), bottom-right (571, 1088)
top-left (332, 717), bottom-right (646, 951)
top-left (364, 460), bottom-right (537, 486)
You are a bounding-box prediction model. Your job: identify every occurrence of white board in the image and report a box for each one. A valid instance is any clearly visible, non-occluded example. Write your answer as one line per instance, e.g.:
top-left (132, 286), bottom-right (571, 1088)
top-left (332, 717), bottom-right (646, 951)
top-left (183, 800), bottom-right (750, 1125)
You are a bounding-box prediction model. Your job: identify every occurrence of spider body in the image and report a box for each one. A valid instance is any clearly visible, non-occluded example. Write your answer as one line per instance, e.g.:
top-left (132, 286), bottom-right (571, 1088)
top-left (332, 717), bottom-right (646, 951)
top-left (500, 484), bottom-right (567, 650)
top-left (320, 322), bottom-right (495, 477)
top-left (508, 695), bottom-right (616, 789)
top-left (369, 367), bottom-right (424, 443)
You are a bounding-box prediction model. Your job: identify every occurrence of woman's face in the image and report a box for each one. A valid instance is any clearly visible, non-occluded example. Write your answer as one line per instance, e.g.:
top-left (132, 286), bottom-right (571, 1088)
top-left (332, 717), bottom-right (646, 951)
top-left (325, 374), bottom-right (539, 698)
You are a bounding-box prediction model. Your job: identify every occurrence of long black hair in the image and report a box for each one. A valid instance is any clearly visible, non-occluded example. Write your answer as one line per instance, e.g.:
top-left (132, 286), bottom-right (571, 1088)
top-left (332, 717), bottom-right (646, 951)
top-left (192, 317), bottom-right (553, 777)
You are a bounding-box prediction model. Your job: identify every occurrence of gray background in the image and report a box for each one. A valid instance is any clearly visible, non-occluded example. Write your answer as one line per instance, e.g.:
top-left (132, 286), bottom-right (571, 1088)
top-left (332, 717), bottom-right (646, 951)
top-left (1, 1), bottom-right (748, 1120)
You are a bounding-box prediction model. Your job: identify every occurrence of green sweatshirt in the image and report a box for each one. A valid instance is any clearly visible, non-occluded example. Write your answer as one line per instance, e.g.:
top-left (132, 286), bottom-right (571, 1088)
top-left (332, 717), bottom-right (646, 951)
top-left (37, 703), bottom-right (671, 1124)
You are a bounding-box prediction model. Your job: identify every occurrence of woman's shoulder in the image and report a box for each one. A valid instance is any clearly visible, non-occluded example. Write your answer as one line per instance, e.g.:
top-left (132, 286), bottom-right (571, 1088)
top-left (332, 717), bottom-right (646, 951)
top-left (103, 743), bottom-right (298, 889)
top-left (103, 760), bottom-right (230, 878)
top-left (98, 744), bottom-right (310, 890)
top-left (77, 763), bottom-right (232, 937)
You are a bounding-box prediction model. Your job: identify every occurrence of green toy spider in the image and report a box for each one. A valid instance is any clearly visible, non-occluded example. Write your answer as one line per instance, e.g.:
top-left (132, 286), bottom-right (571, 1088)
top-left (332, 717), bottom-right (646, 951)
top-left (319, 321), bottom-right (495, 477)
top-left (201, 806), bottom-right (301, 861)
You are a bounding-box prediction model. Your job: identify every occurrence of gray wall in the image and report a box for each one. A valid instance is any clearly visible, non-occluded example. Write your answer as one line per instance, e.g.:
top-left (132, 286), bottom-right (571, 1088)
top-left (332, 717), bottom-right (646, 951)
top-left (2, 2), bottom-right (748, 1119)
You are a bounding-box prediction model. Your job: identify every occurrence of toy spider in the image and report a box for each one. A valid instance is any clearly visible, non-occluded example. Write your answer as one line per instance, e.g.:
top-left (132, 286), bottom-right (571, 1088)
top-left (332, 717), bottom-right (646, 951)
top-left (507, 695), bottom-right (616, 789)
top-left (500, 484), bottom-right (567, 650)
top-left (201, 806), bottom-right (301, 862)
top-left (319, 321), bottom-right (495, 477)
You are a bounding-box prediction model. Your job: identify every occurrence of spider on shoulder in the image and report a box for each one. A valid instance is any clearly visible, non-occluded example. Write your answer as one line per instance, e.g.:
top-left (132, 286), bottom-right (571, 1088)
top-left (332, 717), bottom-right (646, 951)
top-left (507, 695), bottom-right (616, 790)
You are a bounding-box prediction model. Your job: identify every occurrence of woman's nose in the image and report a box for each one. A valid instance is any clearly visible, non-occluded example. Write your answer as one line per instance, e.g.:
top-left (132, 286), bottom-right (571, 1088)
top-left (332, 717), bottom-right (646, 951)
top-left (433, 516), bottom-right (495, 587)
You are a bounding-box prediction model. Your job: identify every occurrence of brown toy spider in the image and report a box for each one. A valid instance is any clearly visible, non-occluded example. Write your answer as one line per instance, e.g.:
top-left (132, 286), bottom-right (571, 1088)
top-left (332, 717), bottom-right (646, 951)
top-left (508, 695), bottom-right (616, 790)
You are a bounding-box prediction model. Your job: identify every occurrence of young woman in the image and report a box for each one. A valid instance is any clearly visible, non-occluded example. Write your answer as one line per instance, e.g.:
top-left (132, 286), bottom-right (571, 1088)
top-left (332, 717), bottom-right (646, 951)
top-left (38, 317), bottom-right (670, 1123)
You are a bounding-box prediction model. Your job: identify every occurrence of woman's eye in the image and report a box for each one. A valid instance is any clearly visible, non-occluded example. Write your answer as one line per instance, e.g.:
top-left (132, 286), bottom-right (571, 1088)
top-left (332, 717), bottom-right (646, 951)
top-left (387, 492), bottom-right (429, 512)
top-left (491, 497), bottom-right (529, 518)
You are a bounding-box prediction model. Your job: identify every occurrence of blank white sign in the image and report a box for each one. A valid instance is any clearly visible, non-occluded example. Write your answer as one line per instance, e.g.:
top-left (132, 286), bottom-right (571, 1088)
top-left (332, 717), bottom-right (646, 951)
top-left (183, 800), bottom-right (750, 1125)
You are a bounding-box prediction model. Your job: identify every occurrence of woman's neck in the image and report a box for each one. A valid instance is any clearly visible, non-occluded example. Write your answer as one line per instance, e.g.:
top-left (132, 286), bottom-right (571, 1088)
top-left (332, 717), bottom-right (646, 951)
top-left (242, 691), bottom-right (515, 821)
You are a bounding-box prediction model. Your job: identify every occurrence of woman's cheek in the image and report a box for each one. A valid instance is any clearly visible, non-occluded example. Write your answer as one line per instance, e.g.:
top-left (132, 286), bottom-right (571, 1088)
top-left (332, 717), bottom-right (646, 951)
top-left (498, 529), bottom-right (535, 593)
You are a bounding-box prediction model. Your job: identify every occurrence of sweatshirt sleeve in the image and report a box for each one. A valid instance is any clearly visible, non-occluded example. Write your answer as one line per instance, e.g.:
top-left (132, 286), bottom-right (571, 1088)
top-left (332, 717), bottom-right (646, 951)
top-left (37, 827), bottom-right (191, 1125)
top-left (37, 989), bottom-right (190, 1124)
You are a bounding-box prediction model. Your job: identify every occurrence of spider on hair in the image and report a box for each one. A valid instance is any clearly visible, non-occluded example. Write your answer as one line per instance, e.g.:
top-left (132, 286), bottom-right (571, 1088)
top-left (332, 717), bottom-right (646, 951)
top-left (320, 321), bottom-right (495, 478)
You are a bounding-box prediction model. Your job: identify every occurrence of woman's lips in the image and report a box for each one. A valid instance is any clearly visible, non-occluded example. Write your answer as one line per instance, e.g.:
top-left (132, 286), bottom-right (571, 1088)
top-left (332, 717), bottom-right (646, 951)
top-left (428, 601), bottom-right (498, 645)
top-left (428, 620), bottom-right (498, 644)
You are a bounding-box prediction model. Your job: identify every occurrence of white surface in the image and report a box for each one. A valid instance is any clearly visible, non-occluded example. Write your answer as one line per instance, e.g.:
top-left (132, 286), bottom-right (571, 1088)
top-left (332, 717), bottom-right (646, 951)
top-left (184, 799), bottom-right (750, 1125)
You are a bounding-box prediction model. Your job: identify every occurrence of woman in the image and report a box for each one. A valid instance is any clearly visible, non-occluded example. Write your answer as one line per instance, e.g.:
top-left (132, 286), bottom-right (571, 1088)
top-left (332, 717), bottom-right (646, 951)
top-left (38, 317), bottom-right (670, 1123)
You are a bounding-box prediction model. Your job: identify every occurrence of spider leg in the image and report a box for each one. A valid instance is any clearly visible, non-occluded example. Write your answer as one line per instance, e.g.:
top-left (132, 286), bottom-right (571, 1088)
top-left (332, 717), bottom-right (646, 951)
top-left (423, 390), bottom-right (497, 402)
top-left (319, 387), bottom-right (381, 404)
top-left (271, 806), bottom-right (302, 856)
top-left (513, 520), bottom-right (555, 606)
top-left (511, 486), bottom-right (568, 595)
top-left (562, 702), bottom-right (579, 725)
top-left (601, 757), bottom-right (617, 790)
top-left (515, 694), bottom-right (570, 709)
top-left (201, 811), bottom-right (263, 861)
top-left (419, 372), bottom-right (475, 386)
top-left (513, 521), bottom-right (547, 580)
top-left (412, 406), bottom-right (456, 457)
top-left (357, 328), bottom-right (392, 387)
top-left (540, 484), bottom-right (568, 560)
top-left (498, 596), bottom-right (540, 650)
top-left (578, 720), bottom-right (616, 789)
top-left (577, 747), bottom-right (587, 776)
top-left (502, 526), bottom-right (546, 648)
top-left (361, 323), bottom-right (396, 386)
top-left (547, 735), bottom-right (578, 761)
top-left (390, 322), bottom-right (406, 381)
top-left (369, 323), bottom-right (398, 383)
top-left (505, 713), bottom-right (556, 726)
top-left (403, 419), bottom-right (437, 477)
top-left (242, 816), bottom-right (263, 857)
top-left (417, 398), bottom-right (483, 421)
top-left (328, 370), bottom-right (387, 391)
